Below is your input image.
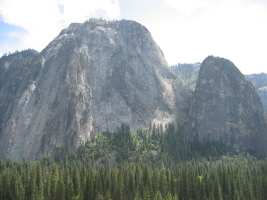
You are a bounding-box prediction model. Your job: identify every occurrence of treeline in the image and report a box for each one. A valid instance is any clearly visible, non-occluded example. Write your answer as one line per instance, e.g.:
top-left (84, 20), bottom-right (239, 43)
top-left (0, 157), bottom-right (267, 200)
top-left (64, 123), bottom-right (237, 167)
top-left (0, 123), bottom-right (267, 199)
top-left (0, 49), bottom-right (37, 57)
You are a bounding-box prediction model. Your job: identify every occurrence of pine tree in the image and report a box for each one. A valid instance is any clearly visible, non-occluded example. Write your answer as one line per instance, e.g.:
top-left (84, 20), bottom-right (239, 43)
top-left (10, 171), bottom-right (25, 200)
top-left (36, 163), bottom-right (44, 200)
top-left (213, 176), bottom-right (223, 200)
top-left (233, 189), bottom-right (241, 200)
top-left (72, 166), bottom-right (81, 197)
top-left (154, 191), bottom-right (163, 200)
top-left (165, 192), bottom-right (173, 200)
top-left (159, 169), bottom-right (167, 198)
top-left (128, 172), bottom-right (136, 198)
top-left (55, 172), bottom-right (65, 200)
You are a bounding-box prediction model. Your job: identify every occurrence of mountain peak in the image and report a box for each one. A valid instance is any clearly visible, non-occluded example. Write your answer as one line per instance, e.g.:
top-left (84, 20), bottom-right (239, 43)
top-left (0, 20), bottom-right (190, 160)
top-left (201, 56), bottom-right (242, 76)
top-left (186, 56), bottom-right (267, 157)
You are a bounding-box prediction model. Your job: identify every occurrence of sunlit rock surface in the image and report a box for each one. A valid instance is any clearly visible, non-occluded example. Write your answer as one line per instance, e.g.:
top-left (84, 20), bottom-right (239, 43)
top-left (0, 20), bottom-right (190, 160)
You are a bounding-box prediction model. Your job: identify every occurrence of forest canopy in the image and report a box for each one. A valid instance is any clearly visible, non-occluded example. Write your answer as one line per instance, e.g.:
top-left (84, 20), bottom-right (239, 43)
top-left (0, 123), bottom-right (266, 200)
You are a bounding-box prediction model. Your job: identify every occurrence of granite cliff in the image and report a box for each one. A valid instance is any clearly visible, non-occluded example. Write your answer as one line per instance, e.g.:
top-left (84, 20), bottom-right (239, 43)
top-left (1, 20), bottom-right (267, 160)
top-left (0, 19), bottom-right (190, 160)
top-left (171, 63), bottom-right (267, 114)
top-left (246, 73), bottom-right (267, 113)
top-left (170, 63), bottom-right (201, 92)
top-left (185, 56), bottom-right (267, 157)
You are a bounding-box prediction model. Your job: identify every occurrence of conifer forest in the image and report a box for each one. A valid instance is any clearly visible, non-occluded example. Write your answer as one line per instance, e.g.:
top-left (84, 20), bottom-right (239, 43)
top-left (0, 123), bottom-right (267, 200)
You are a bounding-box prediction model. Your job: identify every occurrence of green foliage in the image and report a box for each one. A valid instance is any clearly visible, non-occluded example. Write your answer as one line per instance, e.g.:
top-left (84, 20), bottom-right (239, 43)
top-left (70, 122), bottom-right (238, 167)
top-left (0, 123), bottom-right (266, 199)
top-left (86, 18), bottom-right (117, 25)
top-left (0, 156), bottom-right (267, 200)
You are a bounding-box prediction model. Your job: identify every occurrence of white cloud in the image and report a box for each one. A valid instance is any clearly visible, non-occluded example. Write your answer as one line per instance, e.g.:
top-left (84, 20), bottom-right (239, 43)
top-left (0, 0), bottom-right (61, 50)
top-left (164, 0), bottom-right (212, 16)
top-left (0, 0), bottom-right (120, 53)
top-left (61, 0), bottom-right (120, 26)
top-left (0, 0), bottom-right (267, 74)
top-left (143, 0), bottom-right (267, 74)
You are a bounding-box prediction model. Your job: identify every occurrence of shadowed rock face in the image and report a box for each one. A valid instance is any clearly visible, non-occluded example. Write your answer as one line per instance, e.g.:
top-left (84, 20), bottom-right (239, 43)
top-left (0, 20), bottom-right (190, 160)
top-left (186, 56), bottom-right (267, 157)
top-left (245, 73), bottom-right (267, 113)
top-left (170, 63), bottom-right (267, 114)
top-left (170, 63), bottom-right (201, 92)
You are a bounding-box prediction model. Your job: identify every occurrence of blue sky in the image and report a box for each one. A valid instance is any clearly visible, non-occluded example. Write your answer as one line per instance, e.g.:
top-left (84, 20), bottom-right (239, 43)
top-left (0, 15), bottom-right (25, 53)
top-left (0, 0), bottom-right (267, 74)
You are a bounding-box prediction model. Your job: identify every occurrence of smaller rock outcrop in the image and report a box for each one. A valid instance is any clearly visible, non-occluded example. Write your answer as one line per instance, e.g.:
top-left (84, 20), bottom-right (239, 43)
top-left (186, 56), bottom-right (267, 157)
top-left (245, 73), bottom-right (267, 114)
top-left (171, 64), bottom-right (267, 114)
top-left (170, 63), bottom-right (201, 92)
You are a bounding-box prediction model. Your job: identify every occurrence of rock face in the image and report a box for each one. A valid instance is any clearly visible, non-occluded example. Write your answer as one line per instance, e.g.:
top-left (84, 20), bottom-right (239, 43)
top-left (186, 56), bottom-right (267, 157)
top-left (170, 63), bottom-right (201, 92)
top-left (245, 73), bottom-right (267, 113)
top-left (171, 63), bottom-right (267, 114)
top-left (0, 19), bottom-right (190, 160)
top-left (1, 20), bottom-right (267, 160)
